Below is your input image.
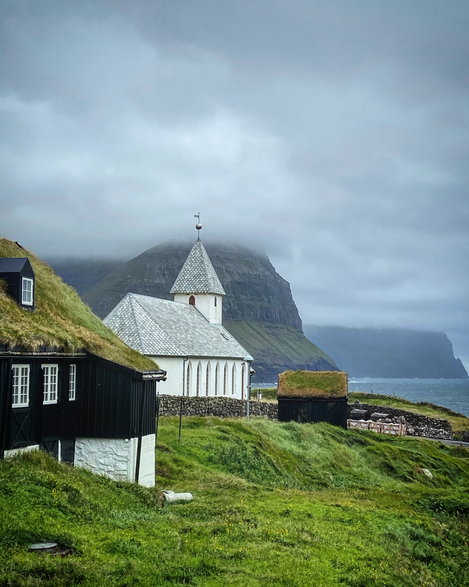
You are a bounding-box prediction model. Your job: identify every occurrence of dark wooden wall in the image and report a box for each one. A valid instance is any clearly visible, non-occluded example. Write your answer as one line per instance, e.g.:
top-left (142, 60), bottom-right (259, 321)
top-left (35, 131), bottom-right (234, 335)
top-left (0, 353), bottom-right (156, 456)
top-left (278, 397), bottom-right (348, 428)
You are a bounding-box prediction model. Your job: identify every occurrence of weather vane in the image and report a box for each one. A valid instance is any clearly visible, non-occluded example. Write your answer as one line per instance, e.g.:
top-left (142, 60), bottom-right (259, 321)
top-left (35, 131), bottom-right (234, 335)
top-left (194, 212), bottom-right (202, 240)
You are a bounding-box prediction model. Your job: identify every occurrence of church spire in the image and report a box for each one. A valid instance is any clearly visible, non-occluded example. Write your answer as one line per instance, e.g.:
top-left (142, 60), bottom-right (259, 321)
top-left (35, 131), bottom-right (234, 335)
top-left (170, 217), bottom-right (225, 324)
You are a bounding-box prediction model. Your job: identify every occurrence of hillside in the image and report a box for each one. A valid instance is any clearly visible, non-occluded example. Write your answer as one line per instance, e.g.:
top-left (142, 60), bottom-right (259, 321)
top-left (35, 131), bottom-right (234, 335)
top-left (0, 238), bottom-right (155, 371)
top-left (0, 419), bottom-right (468, 585)
top-left (304, 325), bottom-right (468, 379)
top-left (56, 242), bottom-right (337, 381)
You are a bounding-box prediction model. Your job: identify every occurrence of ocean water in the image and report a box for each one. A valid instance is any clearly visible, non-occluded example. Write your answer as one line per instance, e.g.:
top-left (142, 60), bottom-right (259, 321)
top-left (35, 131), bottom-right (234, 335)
top-left (347, 378), bottom-right (469, 417)
top-left (254, 378), bottom-right (469, 417)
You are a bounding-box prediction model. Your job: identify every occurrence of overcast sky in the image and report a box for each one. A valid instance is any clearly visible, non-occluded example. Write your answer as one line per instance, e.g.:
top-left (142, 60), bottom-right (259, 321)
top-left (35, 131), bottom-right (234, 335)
top-left (1, 1), bottom-right (468, 368)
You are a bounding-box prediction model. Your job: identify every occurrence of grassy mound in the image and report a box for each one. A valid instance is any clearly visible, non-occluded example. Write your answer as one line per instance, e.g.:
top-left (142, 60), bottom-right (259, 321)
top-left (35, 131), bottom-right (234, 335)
top-left (0, 238), bottom-right (155, 371)
top-left (1, 419), bottom-right (468, 585)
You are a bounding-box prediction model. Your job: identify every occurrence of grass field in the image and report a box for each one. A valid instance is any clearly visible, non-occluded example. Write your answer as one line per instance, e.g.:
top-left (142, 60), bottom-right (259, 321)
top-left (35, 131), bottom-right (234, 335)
top-left (1, 417), bottom-right (468, 585)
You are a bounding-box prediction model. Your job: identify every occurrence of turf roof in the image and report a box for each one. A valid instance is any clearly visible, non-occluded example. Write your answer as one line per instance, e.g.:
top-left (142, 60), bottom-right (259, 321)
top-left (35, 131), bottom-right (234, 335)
top-left (278, 370), bottom-right (348, 398)
top-left (0, 238), bottom-right (157, 371)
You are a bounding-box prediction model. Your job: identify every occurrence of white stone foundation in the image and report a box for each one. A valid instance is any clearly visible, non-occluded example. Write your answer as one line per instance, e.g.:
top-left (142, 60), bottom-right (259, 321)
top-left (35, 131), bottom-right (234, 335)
top-left (74, 434), bottom-right (155, 487)
top-left (4, 444), bottom-right (40, 459)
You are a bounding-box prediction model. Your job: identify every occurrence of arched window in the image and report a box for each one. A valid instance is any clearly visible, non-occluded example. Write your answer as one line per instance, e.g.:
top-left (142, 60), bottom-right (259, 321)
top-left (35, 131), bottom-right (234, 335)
top-left (186, 362), bottom-right (192, 396)
top-left (223, 363), bottom-right (228, 395)
top-left (215, 363), bottom-right (220, 396)
top-left (205, 363), bottom-right (211, 396)
top-left (231, 364), bottom-right (236, 395)
top-left (196, 362), bottom-right (201, 396)
top-left (214, 296), bottom-right (217, 307)
top-left (189, 295), bottom-right (195, 306)
top-left (241, 364), bottom-right (246, 400)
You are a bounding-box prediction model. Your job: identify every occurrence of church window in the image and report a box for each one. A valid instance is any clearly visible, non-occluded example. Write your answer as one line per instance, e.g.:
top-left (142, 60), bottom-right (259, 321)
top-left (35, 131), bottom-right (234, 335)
top-left (241, 364), bottom-right (246, 399)
top-left (205, 363), bottom-right (211, 396)
top-left (196, 362), bottom-right (201, 396)
top-left (214, 297), bottom-right (217, 307)
top-left (223, 363), bottom-right (228, 395)
top-left (231, 364), bottom-right (236, 395)
top-left (215, 363), bottom-right (220, 396)
top-left (186, 362), bottom-right (192, 396)
top-left (189, 295), bottom-right (195, 306)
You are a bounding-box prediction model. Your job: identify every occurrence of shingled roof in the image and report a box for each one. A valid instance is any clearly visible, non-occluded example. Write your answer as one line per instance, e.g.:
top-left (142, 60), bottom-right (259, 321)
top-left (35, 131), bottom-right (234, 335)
top-left (170, 240), bottom-right (226, 295)
top-left (104, 293), bottom-right (252, 359)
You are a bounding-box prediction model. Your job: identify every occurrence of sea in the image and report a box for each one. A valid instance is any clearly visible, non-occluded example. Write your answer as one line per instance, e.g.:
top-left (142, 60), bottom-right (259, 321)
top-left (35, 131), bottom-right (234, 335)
top-left (255, 378), bottom-right (469, 417)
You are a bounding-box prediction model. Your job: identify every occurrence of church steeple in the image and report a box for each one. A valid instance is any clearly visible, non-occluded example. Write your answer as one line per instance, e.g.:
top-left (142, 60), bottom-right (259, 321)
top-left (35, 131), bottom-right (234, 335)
top-left (170, 219), bottom-right (225, 324)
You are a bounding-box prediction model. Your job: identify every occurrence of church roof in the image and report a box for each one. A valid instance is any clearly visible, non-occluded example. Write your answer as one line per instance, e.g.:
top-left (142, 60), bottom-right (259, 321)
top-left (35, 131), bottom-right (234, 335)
top-left (170, 240), bottom-right (226, 295)
top-left (104, 293), bottom-right (252, 360)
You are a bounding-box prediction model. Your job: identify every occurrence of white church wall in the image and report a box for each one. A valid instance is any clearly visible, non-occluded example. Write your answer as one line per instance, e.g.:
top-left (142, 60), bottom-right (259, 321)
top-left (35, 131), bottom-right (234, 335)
top-left (173, 293), bottom-right (222, 324)
top-left (149, 355), bottom-right (250, 400)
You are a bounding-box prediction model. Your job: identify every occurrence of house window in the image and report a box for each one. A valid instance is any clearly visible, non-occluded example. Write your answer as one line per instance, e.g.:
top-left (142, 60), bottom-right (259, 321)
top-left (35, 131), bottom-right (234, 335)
top-left (21, 277), bottom-right (33, 306)
top-left (69, 364), bottom-right (76, 401)
top-left (12, 364), bottom-right (30, 407)
top-left (42, 364), bottom-right (58, 404)
top-left (189, 295), bottom-right (195, 306)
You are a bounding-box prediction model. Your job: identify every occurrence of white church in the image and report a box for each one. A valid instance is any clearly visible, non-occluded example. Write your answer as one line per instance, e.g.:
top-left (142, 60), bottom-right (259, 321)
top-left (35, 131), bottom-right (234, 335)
top-left (104, 226), bottom-right (254, 399)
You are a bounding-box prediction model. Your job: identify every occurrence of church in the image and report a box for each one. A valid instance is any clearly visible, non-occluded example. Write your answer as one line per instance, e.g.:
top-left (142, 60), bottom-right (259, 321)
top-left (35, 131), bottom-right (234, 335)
top-left (104, 225), bottom-right (254, 399)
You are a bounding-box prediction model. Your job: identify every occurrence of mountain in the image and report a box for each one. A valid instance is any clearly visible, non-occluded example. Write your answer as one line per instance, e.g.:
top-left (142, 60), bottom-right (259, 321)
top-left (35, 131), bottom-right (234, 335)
top-left (52, 242), bottom-right (337, 382)
top-left (304, 325), bottom-right (468, 379)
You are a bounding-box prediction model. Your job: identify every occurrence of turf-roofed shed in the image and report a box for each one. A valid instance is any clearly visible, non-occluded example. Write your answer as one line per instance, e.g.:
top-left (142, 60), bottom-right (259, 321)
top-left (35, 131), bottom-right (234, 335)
top-left (277, 370), bottom-right (348, 427)
top-left (0, 238), bottom-right (165, 486)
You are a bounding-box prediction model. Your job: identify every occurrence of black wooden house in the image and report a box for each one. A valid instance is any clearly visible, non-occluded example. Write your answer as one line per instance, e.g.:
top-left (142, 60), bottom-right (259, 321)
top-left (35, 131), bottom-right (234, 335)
top-left (0, 243), bottom-right (165, 486)
top-left (277, 370), bottom-right (348, 428)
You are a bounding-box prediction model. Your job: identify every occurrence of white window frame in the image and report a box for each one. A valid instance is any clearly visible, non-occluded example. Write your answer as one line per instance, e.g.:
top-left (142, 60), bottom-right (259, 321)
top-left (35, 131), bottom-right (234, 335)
top-left (12, 364), bottom-right (30, 407)
top-left (42, 364), bottom-right (59, 404)
top-left (69, 364), bottom-right (76, 401)
top-left (21, 277), bottom-right (34, 306)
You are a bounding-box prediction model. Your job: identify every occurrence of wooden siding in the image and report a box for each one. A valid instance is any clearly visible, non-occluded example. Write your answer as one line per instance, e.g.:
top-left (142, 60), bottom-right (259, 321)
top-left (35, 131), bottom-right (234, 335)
top-left (0, 352), bottom-right (157, 455)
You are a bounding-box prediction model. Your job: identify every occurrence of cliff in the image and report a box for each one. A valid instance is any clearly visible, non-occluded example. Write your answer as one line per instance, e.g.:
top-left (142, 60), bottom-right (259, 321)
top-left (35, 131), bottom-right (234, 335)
top-left (304, 325), bottom-right (468, 379)
top-left (52, 242), bottom-right (337, 382)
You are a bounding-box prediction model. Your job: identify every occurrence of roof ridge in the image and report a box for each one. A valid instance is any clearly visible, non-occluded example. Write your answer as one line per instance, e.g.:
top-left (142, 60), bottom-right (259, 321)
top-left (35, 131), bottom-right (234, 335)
top-left (128, 294), bottom-right (146, 353)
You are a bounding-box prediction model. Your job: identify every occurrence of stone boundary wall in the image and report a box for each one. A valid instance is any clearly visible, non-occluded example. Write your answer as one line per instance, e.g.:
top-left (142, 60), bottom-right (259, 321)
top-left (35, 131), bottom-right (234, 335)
top-left (156, 396), bottom-right (454, 439)
top-left (157, 395), bottom-right (278, 420)
top-left (348, 420), bottom-right (406, 436)
top-left (348, 402), bottom-right (453, 440)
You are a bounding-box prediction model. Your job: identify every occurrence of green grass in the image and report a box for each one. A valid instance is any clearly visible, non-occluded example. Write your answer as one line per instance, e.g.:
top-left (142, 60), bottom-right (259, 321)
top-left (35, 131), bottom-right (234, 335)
top-left (0, 238), bottom-right (155, 371)
top-left (278, 370), bottom-right (347, 397)
top-left (1, 418), bottom-right (468, 585)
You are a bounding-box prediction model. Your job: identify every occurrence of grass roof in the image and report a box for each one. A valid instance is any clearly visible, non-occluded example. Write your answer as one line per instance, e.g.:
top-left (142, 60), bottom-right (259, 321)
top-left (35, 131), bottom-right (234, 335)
top-left (278, 370), bottom-right (348, 398)
top-left (0, 238), bottom-right (156, 371)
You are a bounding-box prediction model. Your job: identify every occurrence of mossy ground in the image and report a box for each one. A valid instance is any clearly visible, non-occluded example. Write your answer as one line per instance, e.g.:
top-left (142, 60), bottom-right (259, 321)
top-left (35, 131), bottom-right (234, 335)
top-left (1, 418), bottom-right (468, 585)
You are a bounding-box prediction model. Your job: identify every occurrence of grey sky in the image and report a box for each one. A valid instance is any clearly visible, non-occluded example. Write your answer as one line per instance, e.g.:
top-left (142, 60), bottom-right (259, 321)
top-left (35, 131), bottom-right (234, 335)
top-left (1, 1), bottom-right (468, 368)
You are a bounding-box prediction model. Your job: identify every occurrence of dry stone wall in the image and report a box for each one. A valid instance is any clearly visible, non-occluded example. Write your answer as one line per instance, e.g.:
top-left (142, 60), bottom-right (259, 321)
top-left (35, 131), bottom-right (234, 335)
top-left (348, 402), bottom-right (453, 439)
top-left (156, 396), bottom-right (454, 440)
top-left (157, 395), bottom-right (278, 419)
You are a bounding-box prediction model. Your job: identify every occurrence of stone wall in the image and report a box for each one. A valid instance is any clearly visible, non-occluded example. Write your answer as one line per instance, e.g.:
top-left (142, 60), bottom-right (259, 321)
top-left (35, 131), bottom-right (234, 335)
top-left (157, 395), bottom-right (278, 419)
top-left (156, 396), bottom-right (454, 440)
top-left (74, 434), bottom-right (156, 487)
top-left (347, 402), bottom-right (453, 440)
